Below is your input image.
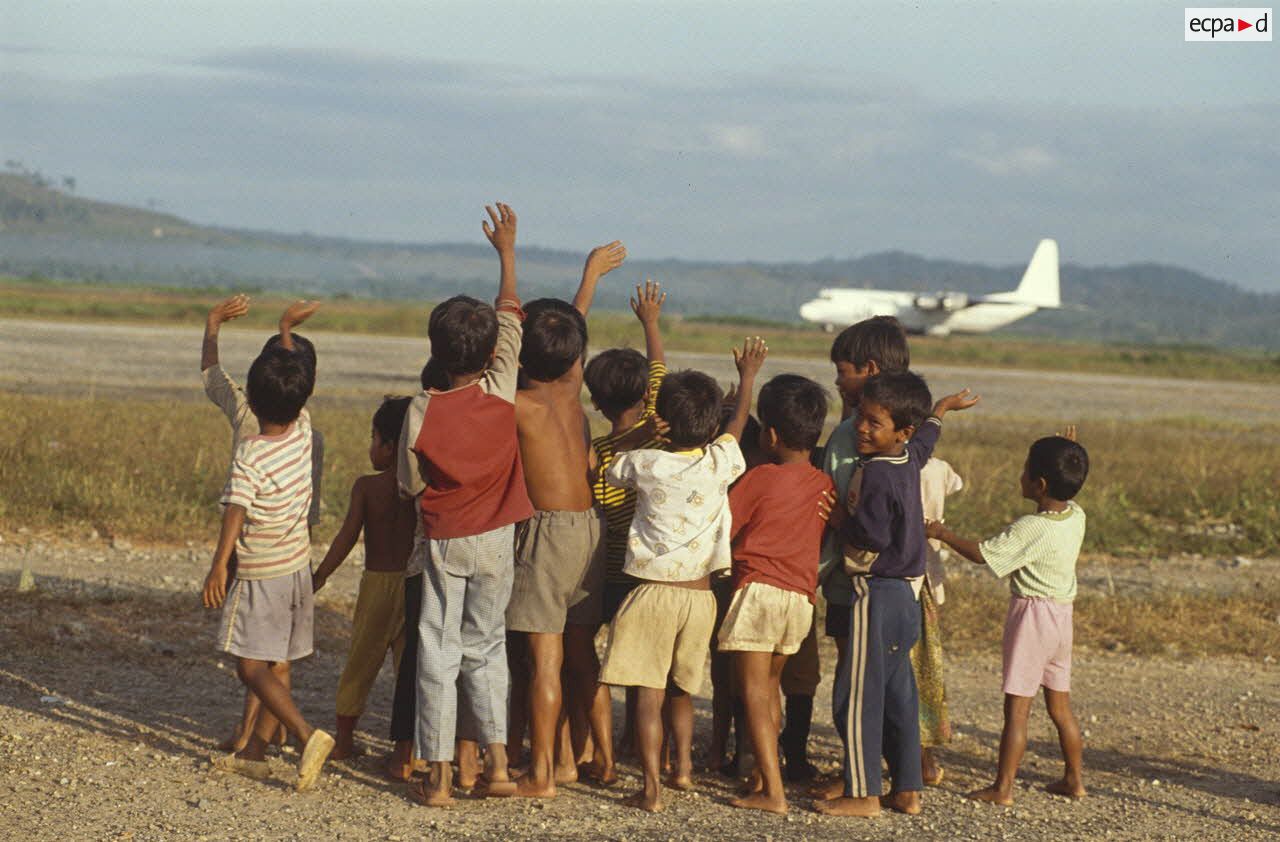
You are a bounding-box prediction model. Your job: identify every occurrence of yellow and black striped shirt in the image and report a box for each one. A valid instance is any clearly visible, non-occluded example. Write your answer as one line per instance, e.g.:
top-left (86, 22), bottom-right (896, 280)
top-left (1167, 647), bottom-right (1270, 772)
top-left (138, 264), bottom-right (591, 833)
top-left (591, 360), bottom-right (667, 582)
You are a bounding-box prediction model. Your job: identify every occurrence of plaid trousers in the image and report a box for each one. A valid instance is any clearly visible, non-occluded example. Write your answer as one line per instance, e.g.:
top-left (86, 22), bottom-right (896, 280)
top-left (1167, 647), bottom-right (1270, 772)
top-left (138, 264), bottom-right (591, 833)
top-left (415, 524), bottom-right (515, 762)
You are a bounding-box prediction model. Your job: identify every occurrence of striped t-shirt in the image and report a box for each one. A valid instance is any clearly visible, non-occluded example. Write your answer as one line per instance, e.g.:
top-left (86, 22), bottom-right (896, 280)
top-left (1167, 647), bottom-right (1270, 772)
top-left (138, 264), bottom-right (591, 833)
top-left (591, 360), bottom-right (667, 583)
top-left (979, 501), bottom-right (1086, 603)
top-left (221, 416), bottom-right (314, 580)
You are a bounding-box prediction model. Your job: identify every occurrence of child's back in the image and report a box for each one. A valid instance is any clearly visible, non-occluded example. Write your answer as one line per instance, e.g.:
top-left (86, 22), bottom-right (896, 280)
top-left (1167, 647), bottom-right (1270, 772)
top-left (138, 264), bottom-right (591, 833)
top-left (359, 469), bottom-right (417, 572)
top-left (397, 303), bottom-right (531, 538)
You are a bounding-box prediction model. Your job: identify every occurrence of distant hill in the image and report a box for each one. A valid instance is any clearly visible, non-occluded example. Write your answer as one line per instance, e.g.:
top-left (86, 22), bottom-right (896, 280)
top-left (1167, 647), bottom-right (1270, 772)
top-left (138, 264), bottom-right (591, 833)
top-left (2, 172), bottom-right (1278, 349)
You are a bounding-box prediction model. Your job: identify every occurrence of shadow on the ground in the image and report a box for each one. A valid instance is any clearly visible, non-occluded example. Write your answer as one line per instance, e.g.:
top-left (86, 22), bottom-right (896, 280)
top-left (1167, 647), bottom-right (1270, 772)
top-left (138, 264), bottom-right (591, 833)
top-left (948, 723), bottom-right (1280, 834)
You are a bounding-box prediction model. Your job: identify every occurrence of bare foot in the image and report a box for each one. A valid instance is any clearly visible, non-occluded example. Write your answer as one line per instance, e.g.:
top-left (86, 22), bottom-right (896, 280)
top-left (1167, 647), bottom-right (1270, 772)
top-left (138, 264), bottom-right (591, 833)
top-left (730, 791), bottom-right (788, 815)
top-left (1046, 778), bottom-right (1087, 799)
top-left (921, 749), bottom-right (943, 786)
top-left (813, 795), bottom-right (881, 817)
top-left (810, 777), bottom-right (845, 801)
top-left (737, 768), bottom-right (763, 796)
top-left (968, 785), bottom-right (1014, 806)
top-left (409, 776), bottom-right (455, 808)
top-left (456, 752), bottom-right (480, 790)
top-left (665, 773), bottom-right (694, 791)
top-left (880, 790), bottom-right (921, 815)
top-left (216, 727), bottom-right (248, 753)
top-left (579, 761), bottom-right (618, 787)
top-left (477, 776), bottom-right (518, 798)
top-left (515, 774), bottom-right (557, 798)
top-left (330, 741), bottom-right (364, 762)
top-left (554, 763), bottom-right (579, 785)
top-left (623, 790), bottom-right (664, 813)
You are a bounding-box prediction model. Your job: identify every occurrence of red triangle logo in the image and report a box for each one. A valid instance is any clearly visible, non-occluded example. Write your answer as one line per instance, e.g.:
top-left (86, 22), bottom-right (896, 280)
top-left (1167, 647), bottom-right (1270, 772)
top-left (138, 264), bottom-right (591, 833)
top-left (1239, 18), bottom-right (1253, 30)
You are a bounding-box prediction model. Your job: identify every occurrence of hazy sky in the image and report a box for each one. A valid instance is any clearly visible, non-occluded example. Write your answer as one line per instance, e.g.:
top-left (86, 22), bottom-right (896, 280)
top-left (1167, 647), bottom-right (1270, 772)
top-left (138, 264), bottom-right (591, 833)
top-left (2, 1), bottom-right (1277, 289)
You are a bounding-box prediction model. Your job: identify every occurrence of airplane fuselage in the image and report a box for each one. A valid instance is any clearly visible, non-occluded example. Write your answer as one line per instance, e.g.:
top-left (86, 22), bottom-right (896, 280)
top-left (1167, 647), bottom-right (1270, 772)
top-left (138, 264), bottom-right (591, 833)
top-left (798, 289), bottom-right (1036, 335)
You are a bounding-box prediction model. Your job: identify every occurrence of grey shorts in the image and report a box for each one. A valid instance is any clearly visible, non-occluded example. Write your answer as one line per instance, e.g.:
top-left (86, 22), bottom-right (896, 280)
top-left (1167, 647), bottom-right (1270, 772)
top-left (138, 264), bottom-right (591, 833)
top-left (217, 566), bottom-right (314, 662)
top-left (506, 509), bottom-right (606, 633)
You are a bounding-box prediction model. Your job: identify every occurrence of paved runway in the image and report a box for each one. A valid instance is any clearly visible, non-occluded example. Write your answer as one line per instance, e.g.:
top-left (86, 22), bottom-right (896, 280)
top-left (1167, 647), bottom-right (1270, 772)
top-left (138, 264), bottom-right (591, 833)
top-left (2, 318), bottom-right (1274, 423)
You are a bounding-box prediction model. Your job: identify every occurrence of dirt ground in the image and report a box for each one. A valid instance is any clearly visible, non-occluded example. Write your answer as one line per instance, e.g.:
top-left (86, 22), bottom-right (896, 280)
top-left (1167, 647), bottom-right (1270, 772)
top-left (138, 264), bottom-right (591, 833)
top-left (1, 536), bottom-right (1277, 841)
top-left (2, 318), bottom-right (1279, 839)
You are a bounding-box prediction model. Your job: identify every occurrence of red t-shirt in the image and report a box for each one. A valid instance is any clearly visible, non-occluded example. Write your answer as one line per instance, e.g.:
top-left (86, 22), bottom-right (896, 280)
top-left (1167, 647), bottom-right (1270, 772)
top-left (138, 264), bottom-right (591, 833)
top-left (397, 307), bottom-right (534, 539)
top-left (728, 461), bottom-right (835, 602)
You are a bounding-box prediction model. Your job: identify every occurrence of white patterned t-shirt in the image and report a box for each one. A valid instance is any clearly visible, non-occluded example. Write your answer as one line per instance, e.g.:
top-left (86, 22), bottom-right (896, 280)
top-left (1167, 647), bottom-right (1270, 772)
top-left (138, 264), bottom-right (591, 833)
top-left (606, 434), bottom-right (745, 583)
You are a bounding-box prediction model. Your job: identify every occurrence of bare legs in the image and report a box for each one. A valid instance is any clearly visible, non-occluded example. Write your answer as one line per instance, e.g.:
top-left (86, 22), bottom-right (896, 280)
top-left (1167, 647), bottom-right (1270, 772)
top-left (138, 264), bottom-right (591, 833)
top-left (564, 623), bottom-right (615, 784)
top-left (970, 690), bottom-right (1085, 805)
top-left (626, 686), bottom-right (667, 812)
top-left (730, 651), bottom-right (788, 814)
top-left (233, 658), bottom-right (312, 762)
top-left (516, 632), bottom-right (563, 797)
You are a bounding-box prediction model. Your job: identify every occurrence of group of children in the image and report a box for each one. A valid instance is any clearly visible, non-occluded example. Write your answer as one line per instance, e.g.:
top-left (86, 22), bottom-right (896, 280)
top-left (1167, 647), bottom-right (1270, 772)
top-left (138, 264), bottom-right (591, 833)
top-left (199, 202), bottom-right (1092, 817)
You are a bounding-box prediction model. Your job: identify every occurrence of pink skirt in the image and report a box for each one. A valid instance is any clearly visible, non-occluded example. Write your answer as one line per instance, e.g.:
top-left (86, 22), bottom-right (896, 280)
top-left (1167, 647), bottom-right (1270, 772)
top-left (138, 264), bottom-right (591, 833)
top-left (1001, 595), bottom-right (1072, 697)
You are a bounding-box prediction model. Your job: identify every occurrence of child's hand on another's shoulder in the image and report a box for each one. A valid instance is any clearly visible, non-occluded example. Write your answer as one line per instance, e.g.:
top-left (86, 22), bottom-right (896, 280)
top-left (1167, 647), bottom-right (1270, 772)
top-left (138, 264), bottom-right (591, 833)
top-left (585, 240), bottom-right (627, 280)
top-left (733, 336), bottom-right (768, 380)
top-left (630, 279), bottom-right (665, 325)
top-left (818, 489), bottom-right (846, 529)
top-left (933, 387), bottom-right (980, 417)
top-left (208, 294), bottom-right (249, 328)
top-left (483, 202), bottom-right (517, 254)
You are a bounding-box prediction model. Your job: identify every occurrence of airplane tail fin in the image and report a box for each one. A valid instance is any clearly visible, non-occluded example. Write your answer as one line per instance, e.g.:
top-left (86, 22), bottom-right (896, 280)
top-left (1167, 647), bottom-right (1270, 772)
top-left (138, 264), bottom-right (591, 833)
top-left (981, 239), bottom-right (1060, 309)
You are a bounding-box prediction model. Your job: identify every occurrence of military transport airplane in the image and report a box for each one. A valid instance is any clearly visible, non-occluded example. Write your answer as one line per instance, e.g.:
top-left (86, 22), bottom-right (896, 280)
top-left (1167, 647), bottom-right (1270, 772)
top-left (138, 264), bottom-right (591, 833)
top-left (798, 239), bottom-right (1060, 335)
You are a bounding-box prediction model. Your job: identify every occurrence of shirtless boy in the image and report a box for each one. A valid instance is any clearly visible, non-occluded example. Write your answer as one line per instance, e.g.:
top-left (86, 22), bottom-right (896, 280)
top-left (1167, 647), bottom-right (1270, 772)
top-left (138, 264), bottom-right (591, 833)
top-left (507, 240), bottom-right (627, 797)
top-left (311, 396), bottom-right (418, 760)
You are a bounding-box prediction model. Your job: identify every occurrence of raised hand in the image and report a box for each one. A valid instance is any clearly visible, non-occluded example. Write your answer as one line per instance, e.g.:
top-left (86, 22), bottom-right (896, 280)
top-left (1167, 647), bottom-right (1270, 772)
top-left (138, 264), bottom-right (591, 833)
top-left (932, 387), bottom-right (980, 418)
top-left (733, 336), bottom-right (769, 381)
top-left (1058, 424), bottom-right (1078, 442)
top-left (584, 240), bottom-right (627, 281)
top-left (207, 293), bottom-right (249, 328)
top-left (483, 202), bottom-right (517, 254)
top-left (630, 280), bottom-right (666, 325)
top-left (279, 300), bottom-right (320, 330)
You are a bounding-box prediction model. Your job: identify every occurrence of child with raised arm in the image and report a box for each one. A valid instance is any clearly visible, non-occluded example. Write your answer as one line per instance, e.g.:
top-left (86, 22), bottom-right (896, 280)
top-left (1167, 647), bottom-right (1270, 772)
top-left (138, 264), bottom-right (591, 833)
top-left (717, 374), bottom-right (835, 815)
top-left (201, 334), bottom-right (334, 791)
top-left (926, 433), bottom-right (1089, 806)
top-left (395, 202), bottom-right (531, 806)
top-left (582, 279), bottom-right (668, 768)
top-left (815, 372), bottom-right (977, 819)
top-left (599, 337), bottom-right (766, 813)
top-left (311, 396), bottom-right (417, 760)
top-left (505, 240), bottom-right (626, 797)
top-left (201, 295), bottom-right (324, 753)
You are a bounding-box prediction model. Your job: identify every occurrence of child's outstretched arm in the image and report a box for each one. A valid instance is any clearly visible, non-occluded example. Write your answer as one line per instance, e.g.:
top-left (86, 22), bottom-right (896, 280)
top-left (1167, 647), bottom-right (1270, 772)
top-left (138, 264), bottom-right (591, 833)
top-left (573, 240), bottom-right (627, 316)
top-left (278, 300), bottom-right (320, 352)
top-left (932, 388), bottom-right (980, 420)
top-left (201, 294), bottom-right (249, 371)
top-left (630, 279), bottom-right (666, 365)
top-left (724, 336), bottom-right (768, 441)
top-left (312, 479), bottom-right (368, 593)
top-left (925, 520), bottom-right (986, 566)
top-left (483, 202), bottom-right (519, 305)
top-left (202, 504), bottom-right (247, 608)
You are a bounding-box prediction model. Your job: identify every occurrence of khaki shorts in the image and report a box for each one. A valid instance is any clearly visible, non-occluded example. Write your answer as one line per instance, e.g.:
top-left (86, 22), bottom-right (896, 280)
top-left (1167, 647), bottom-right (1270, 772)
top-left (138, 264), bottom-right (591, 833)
top-left (600, 583), bottom-right (716, 694)
top-left (717, 581), bottom-right (814, 656)
top-left (507, 509), bottom-right (606, 633)
top-left (218, 565), bottom-right (314, 662)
